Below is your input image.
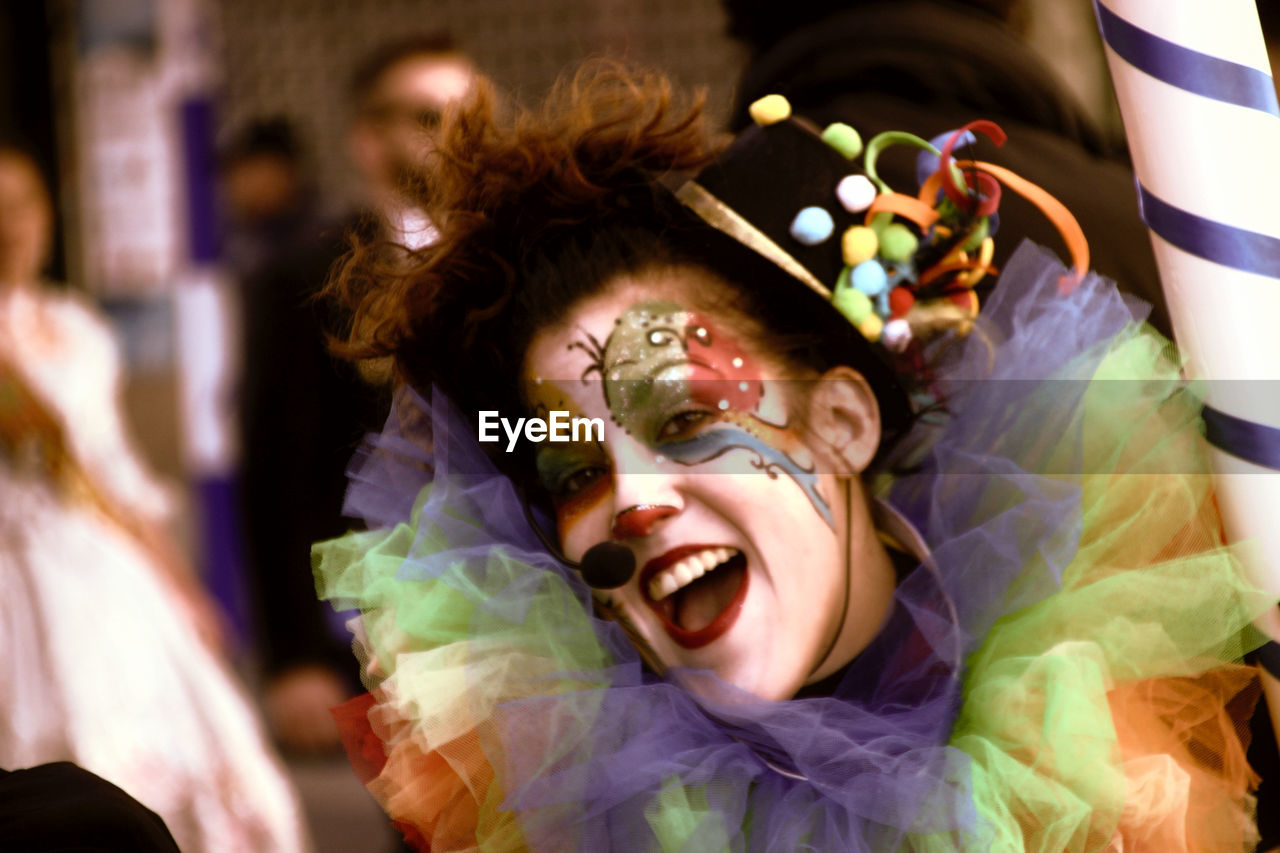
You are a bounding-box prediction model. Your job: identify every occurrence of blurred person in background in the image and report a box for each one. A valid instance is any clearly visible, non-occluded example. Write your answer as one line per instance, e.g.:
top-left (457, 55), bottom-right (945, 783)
top-left (233, 33), bottom-right (477, 756)
top-left (721, 0), bottom-right (1170, 336)
top-left (0, 141), bottom-right (310, 853)
top-left (219, 116), bottom-right (330, 288)
top-left (346, 31), bottom-right (477, 250)
top-left (221, 115), bottom-right (358, 756)
top-left (226, 114), bottom-right (368, 756)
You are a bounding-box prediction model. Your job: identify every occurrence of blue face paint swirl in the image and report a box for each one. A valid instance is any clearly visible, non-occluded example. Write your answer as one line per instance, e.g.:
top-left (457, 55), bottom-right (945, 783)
top-left (660, 425), bottom-right (834, 527)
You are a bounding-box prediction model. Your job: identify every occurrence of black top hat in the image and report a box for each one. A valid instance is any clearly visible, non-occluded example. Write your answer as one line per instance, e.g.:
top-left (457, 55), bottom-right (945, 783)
top-left (671, 96), bottom-right (1010, 441)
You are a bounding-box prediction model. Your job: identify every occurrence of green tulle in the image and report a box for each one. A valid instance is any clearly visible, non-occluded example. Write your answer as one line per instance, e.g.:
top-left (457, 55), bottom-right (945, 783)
top-left (943, 329), bottom-right (1269, 851)
top-left (313, 321), bottom-right (1270, 851)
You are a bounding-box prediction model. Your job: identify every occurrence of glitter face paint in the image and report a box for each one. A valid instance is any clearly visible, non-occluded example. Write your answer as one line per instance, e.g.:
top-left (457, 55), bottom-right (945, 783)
top-left (558, 299), bottom-right (832, 525)
top-left (528, 386), bottom-right (612, 533)
top-left (522, 269), bottom-right (895, 701)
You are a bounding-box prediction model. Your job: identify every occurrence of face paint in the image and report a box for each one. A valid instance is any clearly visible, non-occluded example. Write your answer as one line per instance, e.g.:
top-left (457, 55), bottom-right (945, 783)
top-left (522, 269), bottom-right (894, 702)
top-left (580, 300), bottom-right (831, 524)
top-left (529, 382), bottom-right (611, 533)
top-left (660, 429), bottom-right (832, 525)
top-left (597, 300), bottom-right (763, 426)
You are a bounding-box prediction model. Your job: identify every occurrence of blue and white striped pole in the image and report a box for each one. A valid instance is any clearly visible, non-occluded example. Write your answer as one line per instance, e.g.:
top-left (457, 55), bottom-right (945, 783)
top-left (1093, 0), bottom-right (1280, 703)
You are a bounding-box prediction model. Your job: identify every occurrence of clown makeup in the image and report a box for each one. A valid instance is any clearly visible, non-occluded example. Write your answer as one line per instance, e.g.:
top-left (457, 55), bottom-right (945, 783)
top-left (523, 267), bottom-right (897, 701)
top-left (577, 299), bottom-right (833, 526)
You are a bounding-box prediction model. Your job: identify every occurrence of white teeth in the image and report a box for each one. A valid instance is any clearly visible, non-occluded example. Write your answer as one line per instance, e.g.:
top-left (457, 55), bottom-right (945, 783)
top-left (673, 562), bottom-right (695, 588)
top-left (647, 547), bottom-right (740, 601)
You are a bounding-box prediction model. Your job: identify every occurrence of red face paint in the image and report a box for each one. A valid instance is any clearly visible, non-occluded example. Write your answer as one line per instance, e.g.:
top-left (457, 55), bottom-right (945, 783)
top-left (682, 312), bottom-right (765, 414)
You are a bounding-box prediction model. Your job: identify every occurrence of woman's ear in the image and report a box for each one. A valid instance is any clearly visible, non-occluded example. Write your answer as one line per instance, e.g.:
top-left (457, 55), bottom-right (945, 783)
top-left (805, 366), bottom-right (882, 476)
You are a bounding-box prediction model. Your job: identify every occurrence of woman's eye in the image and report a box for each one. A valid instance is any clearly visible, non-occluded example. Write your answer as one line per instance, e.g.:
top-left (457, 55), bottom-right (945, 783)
top-left (555, 466), bottom-right (607, 499)
top-left (657, 410), bottom-right (714, 441)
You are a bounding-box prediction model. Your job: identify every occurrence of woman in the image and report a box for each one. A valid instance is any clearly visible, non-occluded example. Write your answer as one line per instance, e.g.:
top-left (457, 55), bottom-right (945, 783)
top-left (320, 68), bottom-right (1270, 850)
top-left (0, 143), bottom-right (310, 853)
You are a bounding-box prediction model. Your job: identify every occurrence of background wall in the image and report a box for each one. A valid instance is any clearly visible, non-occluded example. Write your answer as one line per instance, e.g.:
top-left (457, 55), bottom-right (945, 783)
top-left (1024, 0), bottom-right (1120, 140)
top-left (215, 0), bottom-right (1119, 212)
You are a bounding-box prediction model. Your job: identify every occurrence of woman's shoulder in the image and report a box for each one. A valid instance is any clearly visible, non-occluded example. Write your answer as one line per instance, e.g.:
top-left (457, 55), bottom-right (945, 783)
top-left (36, 283), bottom-right (112, 328)
top-left (0, 284), bottom-right (121, 399)
top-left (24, 284), bottom-right (117, 356)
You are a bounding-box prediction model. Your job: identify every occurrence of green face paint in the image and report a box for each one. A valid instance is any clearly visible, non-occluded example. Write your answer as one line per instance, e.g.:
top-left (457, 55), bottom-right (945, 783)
top-left (561, 298), bottom-right (832, 525)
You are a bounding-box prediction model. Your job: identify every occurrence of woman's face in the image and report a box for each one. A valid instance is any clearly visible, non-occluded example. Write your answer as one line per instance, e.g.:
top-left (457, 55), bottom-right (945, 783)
top-left (0, 153), bottom-right (52, 286)
top-left (522, 267), bottom-right (896, 701)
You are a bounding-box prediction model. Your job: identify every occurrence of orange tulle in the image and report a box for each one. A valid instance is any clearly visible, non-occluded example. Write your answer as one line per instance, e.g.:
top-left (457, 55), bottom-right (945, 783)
top-left (335, 692), bottom-right (511, 852)
top-left (1107, 666), bottom-right (1260, 851)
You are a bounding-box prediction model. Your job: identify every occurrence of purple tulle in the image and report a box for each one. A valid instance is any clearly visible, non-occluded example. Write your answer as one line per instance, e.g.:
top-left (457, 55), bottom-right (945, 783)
top-left (330, 243), bottom-right (1168, 849)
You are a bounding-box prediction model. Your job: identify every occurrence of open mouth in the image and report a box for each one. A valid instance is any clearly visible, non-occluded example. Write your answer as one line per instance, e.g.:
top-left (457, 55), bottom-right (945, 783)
top-left (642, 546), bottom-right (749, 649)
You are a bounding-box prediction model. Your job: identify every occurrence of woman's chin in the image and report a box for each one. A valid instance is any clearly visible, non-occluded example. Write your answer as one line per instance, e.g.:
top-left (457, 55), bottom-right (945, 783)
top-left (661, 633), bottom-right (800, 703)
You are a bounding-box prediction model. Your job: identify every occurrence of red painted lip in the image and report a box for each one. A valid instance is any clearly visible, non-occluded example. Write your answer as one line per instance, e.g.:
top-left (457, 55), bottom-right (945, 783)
top-left (640, 545), bottom-right (749, 649)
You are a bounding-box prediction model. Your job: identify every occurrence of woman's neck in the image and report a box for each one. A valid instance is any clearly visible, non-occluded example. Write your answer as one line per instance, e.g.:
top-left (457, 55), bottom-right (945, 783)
top-left (805, 481), bottom-right (899, 685)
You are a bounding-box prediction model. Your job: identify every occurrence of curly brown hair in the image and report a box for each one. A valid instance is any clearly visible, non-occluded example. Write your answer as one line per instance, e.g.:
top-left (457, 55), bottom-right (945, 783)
top-left (330, 62), bottom-right (721, 404)
top-left (329, 62), bottom-right (912, 480)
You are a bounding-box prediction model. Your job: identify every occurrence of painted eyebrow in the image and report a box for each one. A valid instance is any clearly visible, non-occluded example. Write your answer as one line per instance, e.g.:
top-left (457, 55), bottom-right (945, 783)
top-left (535, 436), bottom-right (607, 467)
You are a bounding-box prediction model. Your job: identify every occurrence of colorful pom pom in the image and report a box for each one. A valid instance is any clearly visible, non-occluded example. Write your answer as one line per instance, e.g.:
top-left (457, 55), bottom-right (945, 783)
top-left (790, 206), bottom-right (835, 245)
top-left (835, 175), bottom-right (877, 213)
top-left (851, 259), bottom-right (888, 296)
top-left (841, 226), bottom-right (879, 266)
top-left (856, 312), bottom-right (884, 342)
top-left (832, 285), bottom-right (873, 325)
top-left (882, 318), bottom-right (912, 352)
top-left (888, 286), bottom-right (915, 317)
top-left (748, 94), bottom-right (791, 126)
top-left (878, 223), bottom-right (919, 263)
top-left (821, 123), bottom-right (863, 159)
top-left (836, 265), bottom-right (851, 291)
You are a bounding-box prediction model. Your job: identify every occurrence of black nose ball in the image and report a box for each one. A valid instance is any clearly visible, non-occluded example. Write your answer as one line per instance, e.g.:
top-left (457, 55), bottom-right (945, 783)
top-left (579, 542), bottom-right (636, 589)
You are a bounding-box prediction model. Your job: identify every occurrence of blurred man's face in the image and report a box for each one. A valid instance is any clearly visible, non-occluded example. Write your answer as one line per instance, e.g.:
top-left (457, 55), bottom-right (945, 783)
top-left (223, 153), bottom-right (302, 223)
top-left (353, 54), bottom-right (476, 193)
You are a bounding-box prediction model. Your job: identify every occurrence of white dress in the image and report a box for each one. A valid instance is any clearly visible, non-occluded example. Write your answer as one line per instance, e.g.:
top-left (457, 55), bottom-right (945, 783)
top-left (0, 283), bottom-right (310, 853)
